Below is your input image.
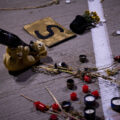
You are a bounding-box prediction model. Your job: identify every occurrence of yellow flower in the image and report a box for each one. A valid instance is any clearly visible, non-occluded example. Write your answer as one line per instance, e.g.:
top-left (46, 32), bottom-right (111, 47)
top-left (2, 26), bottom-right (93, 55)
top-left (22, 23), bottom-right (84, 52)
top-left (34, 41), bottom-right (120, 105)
top-left (91, 16), bottom-right (96, 20)
top-left (91, 12), bottom-right (97, 16)
top-left (84, 10), bottom-right (90, 15)
top-left (96, 16), bottom-right (100, 22)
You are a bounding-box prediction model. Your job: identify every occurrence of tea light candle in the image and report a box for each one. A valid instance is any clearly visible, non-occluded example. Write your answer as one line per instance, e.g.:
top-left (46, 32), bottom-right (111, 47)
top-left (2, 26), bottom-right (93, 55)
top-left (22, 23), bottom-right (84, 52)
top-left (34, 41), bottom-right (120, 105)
top-left (111, 97), bottom-right (120, 112)
top-left (85, 109), bottom-right (94, 114)
top-left (112, 99), bottom-right (120, 105)
top-left (84, 107), bottom-right (96, 120)
top-left (61, 101), bottom-right (71, 111)
top-left (84, 94), bottom-right (95, 107)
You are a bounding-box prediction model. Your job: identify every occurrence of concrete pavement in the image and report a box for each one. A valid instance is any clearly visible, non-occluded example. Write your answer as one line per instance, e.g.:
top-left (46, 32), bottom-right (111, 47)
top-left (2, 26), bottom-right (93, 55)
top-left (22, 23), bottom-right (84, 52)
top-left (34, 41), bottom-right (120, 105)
top-left (0, 0), bottom-right (120, 120)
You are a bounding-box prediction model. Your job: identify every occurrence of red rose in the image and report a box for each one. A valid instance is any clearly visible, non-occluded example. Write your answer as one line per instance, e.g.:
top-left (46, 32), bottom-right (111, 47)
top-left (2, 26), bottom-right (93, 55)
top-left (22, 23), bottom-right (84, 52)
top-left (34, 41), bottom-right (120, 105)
top-left (84, 75), bottom-right (91, 83)
top-left (70, 92), bottom-right (77, 101)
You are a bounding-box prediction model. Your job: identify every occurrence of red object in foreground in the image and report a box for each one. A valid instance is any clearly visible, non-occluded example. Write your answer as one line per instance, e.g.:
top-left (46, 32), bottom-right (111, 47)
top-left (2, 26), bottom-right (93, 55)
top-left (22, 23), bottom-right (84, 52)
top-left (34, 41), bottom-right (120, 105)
top-left (91, 90), bottom-right (99, 98)
top-left (52, 103), bottom-right (59, 111)
top-left (70, 92), bottom-right (77, 101)
top-left (50, 114), bottom-right (58, 120)
top-left (82, 85), bottom-right (89, 93)
top-left (114, 56), bottom-right (120, 62)
top-left (34, 101), bottom-right (48, 111)
top-left (84, 75), bottom-right (91, 83)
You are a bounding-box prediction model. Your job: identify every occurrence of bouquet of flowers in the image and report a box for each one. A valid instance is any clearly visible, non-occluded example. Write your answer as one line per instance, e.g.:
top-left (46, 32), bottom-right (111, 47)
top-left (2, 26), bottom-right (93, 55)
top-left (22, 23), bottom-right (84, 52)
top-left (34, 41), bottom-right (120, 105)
top-left (83, 10), bottom-right (100, 25)
top-left (70, 10), bottom-right (100, 34)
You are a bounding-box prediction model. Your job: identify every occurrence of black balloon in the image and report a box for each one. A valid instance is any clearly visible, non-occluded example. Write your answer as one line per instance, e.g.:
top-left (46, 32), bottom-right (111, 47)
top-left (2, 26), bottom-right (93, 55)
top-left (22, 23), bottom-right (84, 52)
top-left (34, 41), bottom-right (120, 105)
top-left (70, 15), bottom-right (93, 34)
top-left (0, 28), bottom-right (28, 48)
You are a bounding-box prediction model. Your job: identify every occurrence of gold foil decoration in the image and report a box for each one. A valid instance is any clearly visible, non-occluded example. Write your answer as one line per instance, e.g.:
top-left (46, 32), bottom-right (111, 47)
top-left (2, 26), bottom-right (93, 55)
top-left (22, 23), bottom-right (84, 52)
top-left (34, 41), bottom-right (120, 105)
top-left (24, 17), bottom-right (76, 47)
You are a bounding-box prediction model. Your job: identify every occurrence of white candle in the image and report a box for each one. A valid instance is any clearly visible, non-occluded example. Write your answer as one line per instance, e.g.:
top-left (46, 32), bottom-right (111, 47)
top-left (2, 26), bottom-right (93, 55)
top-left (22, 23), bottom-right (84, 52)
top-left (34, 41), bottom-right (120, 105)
top-left (85, 96), bottom-right (95, 102)
top-left (85, 109), bottom-right (94, 114)
top-left (112, 99), bottom-right (120, 105)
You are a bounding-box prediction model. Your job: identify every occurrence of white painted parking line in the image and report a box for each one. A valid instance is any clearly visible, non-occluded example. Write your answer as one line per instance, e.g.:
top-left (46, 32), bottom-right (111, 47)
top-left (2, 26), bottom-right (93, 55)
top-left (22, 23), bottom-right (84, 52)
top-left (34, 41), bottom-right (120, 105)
top-left (88, 0), bottom-right (120, 120)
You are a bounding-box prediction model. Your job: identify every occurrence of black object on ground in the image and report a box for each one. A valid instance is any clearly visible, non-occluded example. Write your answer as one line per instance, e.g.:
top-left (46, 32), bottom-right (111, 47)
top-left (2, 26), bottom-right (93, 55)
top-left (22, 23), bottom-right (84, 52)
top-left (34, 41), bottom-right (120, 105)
top-left (67, 79), bottom-right (75, 90)
top-left (58, 62), bottom-right (68, 68)
top-left (61, 101), bottom-right (71, 111)
top-left (70, 15), bottom-right (94, 34)
top-left (79, 55), bottom-right (87, 63)
top-left (84, 94), bottom-right (96, 107)
top-left (0, 28), bottom-right (28, 48)
top-left (84, 107), bottom-right (96, 120)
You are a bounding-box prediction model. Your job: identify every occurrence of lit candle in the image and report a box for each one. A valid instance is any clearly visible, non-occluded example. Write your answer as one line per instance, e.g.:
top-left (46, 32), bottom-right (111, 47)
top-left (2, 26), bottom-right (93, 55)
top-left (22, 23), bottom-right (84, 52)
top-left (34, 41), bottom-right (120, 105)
top-left (61, 101), bottom-right (71, 111)
top-left (84, 107), bottom-right (96, 120)
top-left (112, 99), bottom-right (120, 105)
top-left (84, 94), bottom-right (96, 107)
top-left (111, 97), bottom-right (120, 112)
top-left (85, 96), bottom-right (95, 101)
top-left (85, 109), bottom-right (95, 114)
